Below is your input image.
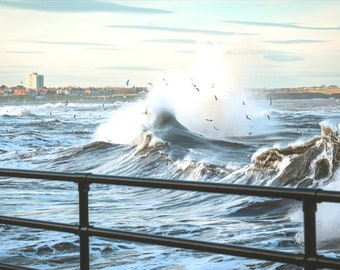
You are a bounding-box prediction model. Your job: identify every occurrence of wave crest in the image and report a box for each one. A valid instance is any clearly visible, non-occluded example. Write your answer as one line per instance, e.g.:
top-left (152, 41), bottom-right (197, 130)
top-left (249, 124), bottom-right (339, 187)
top-left (0, 106), bottom-right (34, 117)
top-left (134, 129), bottom-right (166, 154)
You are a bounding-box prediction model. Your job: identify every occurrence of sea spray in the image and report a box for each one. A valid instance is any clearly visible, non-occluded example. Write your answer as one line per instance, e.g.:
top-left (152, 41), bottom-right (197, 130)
top-left (317, 173), bottom-right (340, 244)
top-left (94, 45), bottom-right (273, 147)
top-left (147, 46), bottom-right (265, 139)
top-left (292, 169), bottom-right (340, 247)
top-left (94, 101), bottom-right (148, 144)
top-left (146, 73), bottom-right (254, 139)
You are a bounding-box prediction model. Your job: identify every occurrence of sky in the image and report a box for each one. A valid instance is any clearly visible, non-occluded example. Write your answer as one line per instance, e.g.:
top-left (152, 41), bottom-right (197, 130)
top-left (1, 0), bottom-right (340, 89)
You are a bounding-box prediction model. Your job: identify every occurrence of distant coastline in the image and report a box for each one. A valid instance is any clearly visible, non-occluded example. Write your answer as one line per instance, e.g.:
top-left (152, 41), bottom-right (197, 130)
top-left (259, 85), bottom-right (340, 99)
top-left (1, 85), bottom-right (340, 104)
top-left (0, 93), bottom-right (144, 104)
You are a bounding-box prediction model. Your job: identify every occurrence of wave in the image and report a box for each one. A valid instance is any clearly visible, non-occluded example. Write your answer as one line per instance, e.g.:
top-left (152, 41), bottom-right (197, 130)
top-left (43, 102), bottom-right (71, 108)
top-left (0, 106), bottom-right (35, 117)
top-left (238, 122), bottom-right (340, 187)
top-left (94, 73), bottom-right (275, 145)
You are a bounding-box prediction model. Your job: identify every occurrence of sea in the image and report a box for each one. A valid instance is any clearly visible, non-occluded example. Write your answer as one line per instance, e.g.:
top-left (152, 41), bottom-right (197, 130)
top-left (0, 79), bottom-right (340, 269)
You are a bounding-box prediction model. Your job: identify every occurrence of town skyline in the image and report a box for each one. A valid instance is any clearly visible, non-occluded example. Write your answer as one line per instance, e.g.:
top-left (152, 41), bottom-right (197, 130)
top-left (1, 1), bottom-right (340, 88)
top-left (1, 71), bottom-right (339, 91)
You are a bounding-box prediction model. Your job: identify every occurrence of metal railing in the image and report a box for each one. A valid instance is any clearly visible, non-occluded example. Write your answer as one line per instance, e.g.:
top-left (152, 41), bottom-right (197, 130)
top-left (0, 168), bottom-right (340, 270)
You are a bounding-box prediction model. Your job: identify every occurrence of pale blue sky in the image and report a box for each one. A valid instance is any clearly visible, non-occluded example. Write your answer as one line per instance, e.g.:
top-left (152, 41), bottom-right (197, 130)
top-left (1, 0), bottom-right (340, 88)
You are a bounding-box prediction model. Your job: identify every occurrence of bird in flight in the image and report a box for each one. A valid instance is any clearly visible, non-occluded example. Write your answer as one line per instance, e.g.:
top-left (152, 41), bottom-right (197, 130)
top-left (192, 83), bottom-right (199, 92)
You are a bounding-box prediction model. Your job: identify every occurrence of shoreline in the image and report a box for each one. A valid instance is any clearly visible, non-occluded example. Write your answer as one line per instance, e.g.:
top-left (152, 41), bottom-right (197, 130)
top-left (0, 93), bottom-right (145, 105)
top-left (1, 88), bottom-right (340, 105)
top-left (260, 86), bottom-right (340, 100)
top-left (262, 92), bottom-right (340, 100)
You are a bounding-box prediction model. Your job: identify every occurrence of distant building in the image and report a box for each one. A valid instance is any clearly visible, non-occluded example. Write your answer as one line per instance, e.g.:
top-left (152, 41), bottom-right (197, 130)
top-left (26, 72), bottom-right (44, 90)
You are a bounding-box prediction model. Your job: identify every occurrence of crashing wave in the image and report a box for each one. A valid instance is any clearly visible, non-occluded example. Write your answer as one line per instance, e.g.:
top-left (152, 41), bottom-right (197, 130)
top-left (247, 124), bottom-right (340, 187)
top-left (0, 107), bottom-right (33, 117)
top-left (174, 159), bottom-right (230, 181)
top-left (133, 129), bottom-right (167, 155)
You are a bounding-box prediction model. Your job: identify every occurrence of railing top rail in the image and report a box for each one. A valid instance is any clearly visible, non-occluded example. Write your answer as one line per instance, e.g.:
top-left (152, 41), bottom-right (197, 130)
top-left (1, 168), bottom-right (340, 203)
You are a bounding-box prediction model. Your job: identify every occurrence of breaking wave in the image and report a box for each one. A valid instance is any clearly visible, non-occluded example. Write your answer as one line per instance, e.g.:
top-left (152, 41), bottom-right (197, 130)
top-left (246, 122), bottom-right (339, 187)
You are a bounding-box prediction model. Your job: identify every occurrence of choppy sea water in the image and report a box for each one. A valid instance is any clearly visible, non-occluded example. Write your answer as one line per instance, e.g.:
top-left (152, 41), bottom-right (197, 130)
top-left (0, 88), bottom-right (340, 269)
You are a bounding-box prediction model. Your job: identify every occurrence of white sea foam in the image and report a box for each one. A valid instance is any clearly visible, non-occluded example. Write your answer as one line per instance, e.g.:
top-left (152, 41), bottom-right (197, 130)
top-left (316, 170), bottom-right (340, 243)
top-left (0, 106), bottom-right (31, 117)
top-left (43, 102), bottom-right (66, 108)
top-left (291, 169), bottom-right (340, 245)
top-left (94, 101), bottom-right (148, 144)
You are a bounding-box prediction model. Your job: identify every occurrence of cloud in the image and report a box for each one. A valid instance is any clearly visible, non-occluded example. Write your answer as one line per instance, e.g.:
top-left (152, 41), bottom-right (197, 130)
top-left (86, 47), bottom-right (120, 51)
top-left (106, 25), bottom-right (255, 36)
top-left (222, 48), bottom-right (303, 62)
top-left (224, 20), bottom-right (340, 30)
top-left (0, 65), bottom-right (44, 68)
top-left (0, 0), bottom-right (172, 14)
top-left (266, 39), bottom-right (330, 44)
top-left (96, 66), bottom-right (164, 71)
top-left (299, 71), bottom-right (340, 78)
top-left (26, 40), bottom-right (117, 48)
top-left (144, 39), bottom-right (196, 44)
top-left (5, 50), bottom-right (45, 54)
top-left (224, 48), bottom-right (297, 56)
top-left (174, 50), bottom-right (195, 54)
top-left (263, 53), bottom-right (302, 62)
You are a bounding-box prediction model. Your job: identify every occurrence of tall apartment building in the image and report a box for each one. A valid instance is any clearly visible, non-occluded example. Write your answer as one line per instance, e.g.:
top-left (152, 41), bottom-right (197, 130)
top-left (26, 73), bottom-right (44, 90)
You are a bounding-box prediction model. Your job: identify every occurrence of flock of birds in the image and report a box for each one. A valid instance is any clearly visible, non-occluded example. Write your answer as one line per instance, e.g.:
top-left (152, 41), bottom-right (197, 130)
top-left (243, 99), bottom-right (273, 136)
top-left (126, 77), bottom-right (275, 137)
top-left (190, 79), bottom-right (274, 136)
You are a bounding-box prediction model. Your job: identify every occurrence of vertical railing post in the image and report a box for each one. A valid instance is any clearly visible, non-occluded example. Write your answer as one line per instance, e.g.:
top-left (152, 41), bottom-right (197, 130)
top-left (79, 179), bottom-right (90, 270)
top-left (303, 198), bottom-right (317, 270)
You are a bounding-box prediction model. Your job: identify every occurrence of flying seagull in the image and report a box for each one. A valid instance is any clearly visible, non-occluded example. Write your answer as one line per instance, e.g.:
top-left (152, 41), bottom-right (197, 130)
top-left (246, 114), bottom-right (251, 120)
top-left (205, 118), bottom-right (219, 131)
top-left (126, 79), bottom-right (130, 86)
top-left (192, 83), bottom-right (199, 92)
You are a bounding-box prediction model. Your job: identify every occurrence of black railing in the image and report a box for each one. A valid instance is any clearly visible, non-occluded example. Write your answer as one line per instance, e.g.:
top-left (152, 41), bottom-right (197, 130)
top-left (0, 168), bottom-right (340, 270)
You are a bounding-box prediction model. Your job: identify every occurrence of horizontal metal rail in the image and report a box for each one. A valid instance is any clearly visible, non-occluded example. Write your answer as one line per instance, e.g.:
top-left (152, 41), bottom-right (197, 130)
top-left (1, 168), bottom-right (340, 270)
top-left (1, 215), bottom-right (340, 269)
top-left (1, 168), bottom-right (340, 202)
